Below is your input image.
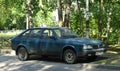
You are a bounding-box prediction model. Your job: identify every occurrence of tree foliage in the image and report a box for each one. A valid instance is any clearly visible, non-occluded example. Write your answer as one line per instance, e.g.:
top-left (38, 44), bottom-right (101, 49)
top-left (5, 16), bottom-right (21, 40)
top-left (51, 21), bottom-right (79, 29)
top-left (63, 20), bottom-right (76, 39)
top-left (0, 0), bottom-right (119, 44)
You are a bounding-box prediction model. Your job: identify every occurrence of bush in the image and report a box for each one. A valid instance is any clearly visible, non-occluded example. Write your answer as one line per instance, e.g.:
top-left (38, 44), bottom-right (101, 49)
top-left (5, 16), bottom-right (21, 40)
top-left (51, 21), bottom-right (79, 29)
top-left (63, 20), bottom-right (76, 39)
top-left (0, 30), bottom-right (22, 49)
top-left (0, 36), bottom-right (12, 49)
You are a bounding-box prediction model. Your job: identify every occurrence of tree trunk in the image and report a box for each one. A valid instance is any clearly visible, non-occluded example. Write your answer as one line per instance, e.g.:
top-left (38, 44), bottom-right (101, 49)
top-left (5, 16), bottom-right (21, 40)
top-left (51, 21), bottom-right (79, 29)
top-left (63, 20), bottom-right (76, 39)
top-left (63, 0), bottom-right (71, 28)
top-left (106, 12), bottom-right (111, 41)
top-left (86, 0), bottom-right (89, 38)
top-left (98, 0), bottom-right (103, 40)
top-left (57, 0), bottom-right (63, 27)
top-left (106, 1), bottom-right (112, 42)
top-left (26, 0), bottom-right (32, 29)
top-left (77, 0), bottom-right (83, 37)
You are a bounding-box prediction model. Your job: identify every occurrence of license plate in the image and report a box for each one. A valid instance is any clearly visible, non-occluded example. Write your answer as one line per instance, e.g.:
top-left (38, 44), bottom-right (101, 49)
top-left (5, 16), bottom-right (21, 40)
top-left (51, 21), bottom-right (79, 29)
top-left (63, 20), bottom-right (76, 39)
top-left (96, 52), bottom-right (104, 55)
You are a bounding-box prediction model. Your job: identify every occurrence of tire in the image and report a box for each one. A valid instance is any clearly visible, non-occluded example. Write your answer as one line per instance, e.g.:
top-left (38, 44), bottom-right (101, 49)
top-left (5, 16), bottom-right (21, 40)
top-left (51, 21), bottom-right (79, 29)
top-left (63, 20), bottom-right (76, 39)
top-left (17, 47), bottom-right (29, 61)
top-left (63, 49), bottom-right (77, 64)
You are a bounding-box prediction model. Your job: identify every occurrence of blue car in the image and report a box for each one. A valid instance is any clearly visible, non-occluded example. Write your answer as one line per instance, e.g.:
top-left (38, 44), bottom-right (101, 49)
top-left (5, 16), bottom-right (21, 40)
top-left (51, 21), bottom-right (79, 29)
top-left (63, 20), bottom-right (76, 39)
top-left (11, 27), bottom-right (107, 64)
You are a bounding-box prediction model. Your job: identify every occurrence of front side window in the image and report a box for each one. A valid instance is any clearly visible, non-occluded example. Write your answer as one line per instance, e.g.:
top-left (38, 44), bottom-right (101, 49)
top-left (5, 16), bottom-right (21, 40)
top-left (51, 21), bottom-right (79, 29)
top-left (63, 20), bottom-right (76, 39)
top-left (42, 29), bottom-right (53, 38)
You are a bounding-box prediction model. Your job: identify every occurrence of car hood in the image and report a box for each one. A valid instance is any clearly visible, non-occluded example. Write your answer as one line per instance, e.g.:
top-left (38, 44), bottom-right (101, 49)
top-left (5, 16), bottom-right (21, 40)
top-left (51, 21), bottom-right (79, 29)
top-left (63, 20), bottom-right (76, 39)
top-left (63, 38), bottom-right (103, 45)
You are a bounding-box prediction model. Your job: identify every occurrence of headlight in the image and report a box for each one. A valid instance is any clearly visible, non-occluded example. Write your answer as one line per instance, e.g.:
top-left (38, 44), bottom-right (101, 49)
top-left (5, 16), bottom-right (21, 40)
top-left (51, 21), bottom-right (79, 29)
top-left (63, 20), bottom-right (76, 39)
top-left (83, 44), bottom-right (93, 50)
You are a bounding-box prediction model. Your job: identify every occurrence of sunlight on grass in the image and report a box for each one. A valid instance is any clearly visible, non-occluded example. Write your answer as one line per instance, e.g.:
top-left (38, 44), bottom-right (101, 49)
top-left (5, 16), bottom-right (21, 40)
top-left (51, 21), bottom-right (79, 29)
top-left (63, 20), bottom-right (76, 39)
top-left (111, 58), bottom-right (120, 64)
top-left (103, 45), bottom-right (120, 56)
top-left (93, 44), bottom-right (120, 65)
top-left (95, 56), bottom-right (120, 65)
top-left (109, 45), bottom-right (120, 49)
top-left (0, 30), bottom-right (21, 37)
top-left (107, 51), bottom-right (118, 54)
top-left (102, 51), bottom-right (119, 57)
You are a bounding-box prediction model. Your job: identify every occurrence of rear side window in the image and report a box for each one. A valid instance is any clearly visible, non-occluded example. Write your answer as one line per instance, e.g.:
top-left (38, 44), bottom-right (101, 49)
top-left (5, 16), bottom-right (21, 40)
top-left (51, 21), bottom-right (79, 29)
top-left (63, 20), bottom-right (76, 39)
top-left (29, 29), bottom-right (41, 38)
top-left (20, 29), bottom-right (41, 38)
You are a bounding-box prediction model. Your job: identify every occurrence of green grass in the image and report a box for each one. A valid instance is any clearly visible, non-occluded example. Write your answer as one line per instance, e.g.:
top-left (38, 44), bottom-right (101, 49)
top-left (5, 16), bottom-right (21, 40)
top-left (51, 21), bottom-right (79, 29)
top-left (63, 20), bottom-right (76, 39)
top-left (94, 56), bottom-right (120, 65)
top-left (103, 45), bottom-right (120, 56)
top-left (0, 30), bottom-right (20, 37)
top-left (94, 44), bottom-right (120, 65)
top-left (0, 30), bottom-right (21, 49)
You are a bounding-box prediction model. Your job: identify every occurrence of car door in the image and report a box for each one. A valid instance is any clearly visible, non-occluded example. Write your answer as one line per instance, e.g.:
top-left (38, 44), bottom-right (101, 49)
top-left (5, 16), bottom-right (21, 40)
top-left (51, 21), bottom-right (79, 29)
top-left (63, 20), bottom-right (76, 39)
top-left (27, 29), bottom-right (42, 54)
top-left (40, 29), bottom-right (61, 56)
top-left (20, 29), bottom-right (42, 54)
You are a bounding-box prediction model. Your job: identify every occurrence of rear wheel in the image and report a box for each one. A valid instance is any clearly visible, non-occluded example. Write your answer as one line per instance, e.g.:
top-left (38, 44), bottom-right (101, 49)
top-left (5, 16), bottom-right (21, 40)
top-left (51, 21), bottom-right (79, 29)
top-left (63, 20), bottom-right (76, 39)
top-left (63, 49), bottom-right (77, 64)
top-left (17, 47), bottom-right (29, 61)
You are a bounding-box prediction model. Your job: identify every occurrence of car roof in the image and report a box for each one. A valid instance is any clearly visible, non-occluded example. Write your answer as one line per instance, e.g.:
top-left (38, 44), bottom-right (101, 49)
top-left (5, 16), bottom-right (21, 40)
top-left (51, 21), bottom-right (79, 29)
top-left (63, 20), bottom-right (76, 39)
top-left (28, 27), bottom-right (67, 30)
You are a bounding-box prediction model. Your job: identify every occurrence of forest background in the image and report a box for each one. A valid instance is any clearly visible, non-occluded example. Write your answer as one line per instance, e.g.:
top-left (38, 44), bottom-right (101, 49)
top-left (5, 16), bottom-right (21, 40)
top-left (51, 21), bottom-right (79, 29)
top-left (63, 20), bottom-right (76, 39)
top-left (0, 0), bottom-right (120, 49)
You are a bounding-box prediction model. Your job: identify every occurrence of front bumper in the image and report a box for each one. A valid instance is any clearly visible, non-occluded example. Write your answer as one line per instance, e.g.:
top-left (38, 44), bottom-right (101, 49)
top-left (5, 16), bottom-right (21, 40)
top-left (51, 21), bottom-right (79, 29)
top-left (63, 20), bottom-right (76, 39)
top-left (77, 48), bottom-right (107, 57)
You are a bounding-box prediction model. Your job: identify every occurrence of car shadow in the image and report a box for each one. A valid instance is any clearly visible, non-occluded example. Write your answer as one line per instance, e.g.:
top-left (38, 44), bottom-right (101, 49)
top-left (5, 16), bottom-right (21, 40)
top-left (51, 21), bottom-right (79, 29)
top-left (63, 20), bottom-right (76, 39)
top-left (29, 55), bottom-right (64, 63)
top-left (78, 56), bottom-right (109, 64)
top-left (28, 55), bottom-right (109, 64)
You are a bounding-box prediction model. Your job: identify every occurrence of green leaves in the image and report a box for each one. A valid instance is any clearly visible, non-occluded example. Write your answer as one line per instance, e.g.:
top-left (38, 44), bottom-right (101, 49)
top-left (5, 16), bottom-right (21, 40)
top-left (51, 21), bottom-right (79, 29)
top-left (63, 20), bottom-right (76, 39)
top-left (0, 0), bottom-right (26, 30)
top-left (0, 0), bottom-right (119, 44)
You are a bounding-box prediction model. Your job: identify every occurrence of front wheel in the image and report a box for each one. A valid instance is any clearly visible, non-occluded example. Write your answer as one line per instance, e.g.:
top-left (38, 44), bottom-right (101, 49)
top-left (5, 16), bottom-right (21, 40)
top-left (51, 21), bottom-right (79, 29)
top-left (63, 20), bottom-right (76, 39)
top-left (17, 47), bottom-right (29, 61)
top-left (63, 49), bottom-right (77, 64)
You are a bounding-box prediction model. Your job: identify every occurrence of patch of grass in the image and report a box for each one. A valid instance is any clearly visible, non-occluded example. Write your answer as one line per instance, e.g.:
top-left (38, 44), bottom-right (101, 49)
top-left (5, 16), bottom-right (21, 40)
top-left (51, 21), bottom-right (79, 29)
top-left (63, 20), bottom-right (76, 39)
top-left (103, 45), bottom-right (120, 56)
top-left (94, 45), bottom-right (120, 65)
top-left (0, 36), bottom-right (13, 49)
top-left (94, 56), bottom-right (120, 65)
top-left (0, 30), bottom-right (21, 49)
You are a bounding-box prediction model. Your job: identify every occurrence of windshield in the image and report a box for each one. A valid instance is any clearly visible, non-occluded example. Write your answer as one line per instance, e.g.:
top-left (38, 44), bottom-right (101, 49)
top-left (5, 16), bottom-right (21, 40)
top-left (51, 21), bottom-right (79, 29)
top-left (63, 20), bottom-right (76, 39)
top-left (54, 28), bottom-right (79, 38)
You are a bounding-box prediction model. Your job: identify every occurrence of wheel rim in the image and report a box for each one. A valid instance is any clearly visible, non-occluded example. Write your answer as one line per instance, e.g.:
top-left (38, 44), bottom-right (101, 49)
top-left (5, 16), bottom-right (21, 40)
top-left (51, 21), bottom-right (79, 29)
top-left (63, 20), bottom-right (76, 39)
top-left (18, 47), bottom-right (28, 61)
top-left (64, 50), bottom-right (76, 64)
